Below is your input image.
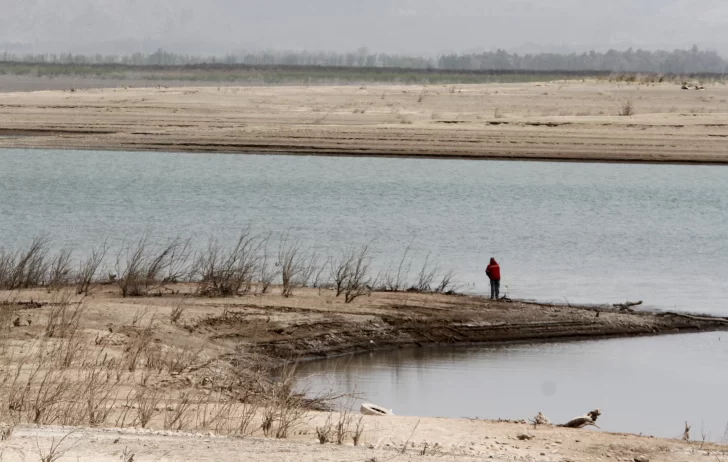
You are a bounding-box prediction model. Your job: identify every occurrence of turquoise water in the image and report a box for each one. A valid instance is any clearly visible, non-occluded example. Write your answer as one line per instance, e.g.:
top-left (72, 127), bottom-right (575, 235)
top-left (1, 148), bottom-right (726, 313)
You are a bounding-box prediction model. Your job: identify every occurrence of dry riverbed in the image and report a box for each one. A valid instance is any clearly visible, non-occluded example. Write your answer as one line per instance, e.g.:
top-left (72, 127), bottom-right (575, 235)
top-left (2, 284), bottom-right (728, 461)
top-left (0, 80), bottom-right (727, 163)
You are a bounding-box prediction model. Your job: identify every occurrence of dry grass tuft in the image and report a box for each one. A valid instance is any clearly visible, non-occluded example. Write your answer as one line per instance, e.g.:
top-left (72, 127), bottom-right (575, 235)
top-left (618, 99), bottom-right (636, 116)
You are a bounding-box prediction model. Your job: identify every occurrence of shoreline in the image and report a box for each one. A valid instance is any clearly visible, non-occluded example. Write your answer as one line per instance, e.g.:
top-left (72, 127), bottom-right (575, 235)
top-left (295, 326), bottom-right (726, 364)
top-left (5, 142), bottom-right (728, 166)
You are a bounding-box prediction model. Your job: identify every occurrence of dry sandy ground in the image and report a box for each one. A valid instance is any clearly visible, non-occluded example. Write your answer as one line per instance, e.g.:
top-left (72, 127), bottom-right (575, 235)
top-left (2, 285), bottom-right (728, 462)
top-left (0, 80), bottom-right (727, 162)
top-left (3, 417), bottom-right (727, 462)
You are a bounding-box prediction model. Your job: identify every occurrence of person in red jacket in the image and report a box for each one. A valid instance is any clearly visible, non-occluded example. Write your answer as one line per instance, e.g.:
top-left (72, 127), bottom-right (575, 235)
top-left (485, 258), bottom-right (501, 300)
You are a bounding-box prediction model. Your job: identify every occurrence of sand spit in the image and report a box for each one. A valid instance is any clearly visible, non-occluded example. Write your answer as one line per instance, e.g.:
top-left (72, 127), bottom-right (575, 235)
top-left (0, 81), bottom-right (727, 163)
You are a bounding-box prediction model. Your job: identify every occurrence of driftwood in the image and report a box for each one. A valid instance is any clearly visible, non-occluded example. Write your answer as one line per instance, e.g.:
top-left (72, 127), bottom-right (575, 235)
top-left (530, 409), bottom-right (601, 429)
top-left (558, 409), bottom-right (602, 429)
top-left (682, 421), bottom-right (691, 441)
top-left (613, 301), bottom-right (643, 312)
top-left (530, 412), bottom-right (551, 426)
top-left (657, 312), bottom-right (728, 324)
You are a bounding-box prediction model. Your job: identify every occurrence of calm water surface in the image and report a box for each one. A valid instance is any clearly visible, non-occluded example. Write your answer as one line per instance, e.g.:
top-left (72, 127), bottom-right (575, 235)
top-left (299, 333), bottom-right (728, 440)
top-left (1, 148), bottom-right (726, 313)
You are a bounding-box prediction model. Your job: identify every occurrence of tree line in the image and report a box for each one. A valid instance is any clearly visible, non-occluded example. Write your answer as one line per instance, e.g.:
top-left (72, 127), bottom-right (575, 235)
top-left (1, 45), bottom-right (726, 74)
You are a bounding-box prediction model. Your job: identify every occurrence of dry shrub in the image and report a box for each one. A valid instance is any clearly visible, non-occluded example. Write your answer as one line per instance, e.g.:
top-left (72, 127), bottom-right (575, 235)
top-left (343, 245), bottom-right (374, 303)
top-left (316, 414), bottom-right (334, 444)
top-left (195, 231), bottom-right (262, 296)
top-left (257, 239), bottom-right (278, 294)
top-left (381, 245), bottom-right (413, 292)
top-left (329, 251), bottom-right (354, 297)
top-left (619, 99), bottom-right (635, 116)
top-left (0, 301), bottom-right (14, 352)
top-left (44, 296), bottom-right (85, 339)
top-left (260, 365), bottom-right (309, 439)
top-left (135, 386), bottom-right (163, 428)
top-left (335, 407), bottom-right (354, 445)
top-left (123, 315), bottom-right (156, 372)
top-left (81, 367), bottom-right (118, 426)
top-left (164, 393), bottom-right (195, 431)
top-left (352, 416), bottom-right (365, 446)
top-left (295, 252), bottom-right (325, 288)
top-left (413, 253), bottom-right (438, 292)
top-left (0, 237), bottom-right (51, 289)
top-left (47, 249), bottom-right (73, 289)
top-left (278, 234), bottom-right (305, 298)
top-left (169, 297), bottom-right (188, 325)
top-left (434, 270), bottom-right (459, 294)
top-left (33, 428), bottom-right (82, 462)
top-left (75, 242), bottom-right (107, 295)
top-left (329, 245), bottom-right (374, 303)
top-left (116, 233), bottom-right (190, 297)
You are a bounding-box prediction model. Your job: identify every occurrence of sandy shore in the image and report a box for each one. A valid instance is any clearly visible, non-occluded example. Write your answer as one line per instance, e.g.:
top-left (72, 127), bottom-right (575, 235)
top-left (2, 285), bottom-right (728, 461)
top-left (3, 418), bottom-right (727, 462)
top-left (5, 285), bottom-right (724, 364)
top-left (1, 81), bottom-right (727, 163)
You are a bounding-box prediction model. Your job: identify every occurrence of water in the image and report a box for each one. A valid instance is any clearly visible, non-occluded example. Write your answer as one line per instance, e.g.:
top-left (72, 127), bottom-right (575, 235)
top-left (299, 333), bottom-right (728, 440)
top-left (1, 148), bottom-right (726, 314)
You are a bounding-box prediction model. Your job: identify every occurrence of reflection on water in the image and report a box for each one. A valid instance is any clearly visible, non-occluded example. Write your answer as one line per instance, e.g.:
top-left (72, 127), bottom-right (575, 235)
top-left (1, 149), bottom-right (727, 313)
top-left (299, 333), bottom-right (728, 440)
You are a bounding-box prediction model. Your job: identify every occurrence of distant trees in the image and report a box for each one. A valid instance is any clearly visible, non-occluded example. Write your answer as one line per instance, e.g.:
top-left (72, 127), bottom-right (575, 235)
top-left (437, 46), bottom-right (728, 74)
top-left (0, 45), bottom-right (725, 74)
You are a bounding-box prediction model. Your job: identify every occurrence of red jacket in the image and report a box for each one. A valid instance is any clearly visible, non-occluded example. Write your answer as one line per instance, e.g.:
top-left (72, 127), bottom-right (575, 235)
top-left (486, 259), bottom-right (501, 281)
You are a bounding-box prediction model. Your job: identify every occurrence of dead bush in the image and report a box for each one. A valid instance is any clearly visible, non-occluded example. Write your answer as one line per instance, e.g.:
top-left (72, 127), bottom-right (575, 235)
top-left (412, 253), bottom-right (438, 292)
top-left (169, 297), bottom-right (188, 325)
top-left (45, 296), bottom-right (85, 339)
top-left (352, 416), bottom-right (365, 446)
top-left (278, 235), bottom-right (305, 298)
top-left (195, 230), bottom-right (262, 296)
top-left (81, 367), bottom-right (118, 426)
top-left (266, 365), bottom-right (309, 439)
top-left (164, 393), bottom-right (195, 431)
top-left (434, 270), bottom-right (459, 294)
top-left (0, 237), bottom-right (51, 289)
top-left (75, 242), bottom-right (107, 295)
top-left (123, 315), bottom-right (156, 372)
top-left (619, 99), bottom-right (635, 116)
top-left (33, 428), bottom-right (82, 462)
top-left (316, 414), bottom-right (334, 444)
top-left (257, 238), bottom-right (278, 294)
top-left (329, 251), bottom-right (354, 297)
top-left (47, 249), bottom-right (73, 289)
top-left (135, 386), bottom-right (163, 428)
top-left (116, 233), bottom-right (189, 297)
top-left (381, 245), bottom-right (413, 292)
top-left (343, 245), bottom-right (374, 304)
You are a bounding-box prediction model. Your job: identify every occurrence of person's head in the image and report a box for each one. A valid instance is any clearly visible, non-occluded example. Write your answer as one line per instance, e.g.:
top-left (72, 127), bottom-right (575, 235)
top-left (490, 257), bottom-right (497, 264)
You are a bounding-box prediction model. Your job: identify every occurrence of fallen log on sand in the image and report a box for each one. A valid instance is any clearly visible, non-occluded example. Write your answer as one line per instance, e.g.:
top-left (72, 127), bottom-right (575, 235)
top-left (658, 312), bottom-right (728, 324)
top-left (530, 409), bottom-right (602, 429)
top-left (613, 301), bottom-right (643, 312)
top-left (559, 409), bottom-right (602, 429)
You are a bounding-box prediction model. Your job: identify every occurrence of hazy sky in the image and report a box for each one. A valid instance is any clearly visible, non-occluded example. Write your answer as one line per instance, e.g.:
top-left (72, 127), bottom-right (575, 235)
top-left (2, 0), bottom-right (727, 55)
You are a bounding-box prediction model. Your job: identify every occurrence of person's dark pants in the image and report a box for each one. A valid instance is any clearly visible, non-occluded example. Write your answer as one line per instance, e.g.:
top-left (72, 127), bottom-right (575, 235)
top-left (490, 280), bottom-right (500, 299)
